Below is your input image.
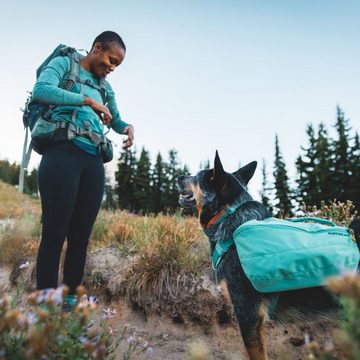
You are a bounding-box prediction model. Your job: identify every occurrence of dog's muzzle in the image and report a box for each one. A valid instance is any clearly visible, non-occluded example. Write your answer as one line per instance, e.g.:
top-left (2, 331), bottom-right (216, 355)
top-left (178, 190), bottom-right (196, 208)
top-left (177, 176), bottom-right (197, 208)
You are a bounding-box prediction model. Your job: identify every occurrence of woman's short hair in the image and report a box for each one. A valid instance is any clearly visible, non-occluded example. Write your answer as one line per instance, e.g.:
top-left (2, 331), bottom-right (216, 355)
top-left (91, 31), bottom-right (126, 52)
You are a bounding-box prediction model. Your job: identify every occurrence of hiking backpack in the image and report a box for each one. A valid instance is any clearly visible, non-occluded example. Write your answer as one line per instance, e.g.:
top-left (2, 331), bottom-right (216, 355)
top-left (19, 44), bottom-right (109, 193)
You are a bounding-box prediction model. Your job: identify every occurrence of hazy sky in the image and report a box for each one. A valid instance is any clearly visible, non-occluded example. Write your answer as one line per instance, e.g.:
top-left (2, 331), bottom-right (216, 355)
top-left (1, 0), bottom-right (359, 198)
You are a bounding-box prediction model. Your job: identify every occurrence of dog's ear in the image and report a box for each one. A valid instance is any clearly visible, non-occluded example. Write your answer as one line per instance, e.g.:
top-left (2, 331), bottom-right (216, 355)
top-left (212, 150), bottom-right (227, 191)
top-left (233, 161), bottom-right (257, 186)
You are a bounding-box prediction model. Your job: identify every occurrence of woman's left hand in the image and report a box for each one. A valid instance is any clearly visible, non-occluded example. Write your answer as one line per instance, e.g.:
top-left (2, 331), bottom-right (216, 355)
top-left (122, 125), bottom-right (134, 149)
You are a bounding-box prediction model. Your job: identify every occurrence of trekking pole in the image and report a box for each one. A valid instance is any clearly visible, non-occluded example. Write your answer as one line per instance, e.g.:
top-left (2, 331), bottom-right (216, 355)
top-left (18, 127), bottom-right (29, 193)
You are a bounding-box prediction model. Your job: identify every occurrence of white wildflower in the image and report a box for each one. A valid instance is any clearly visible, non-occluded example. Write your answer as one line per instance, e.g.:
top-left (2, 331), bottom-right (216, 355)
top-left (127, 335), bottom-right (137, 345)
top-left (102, 307), bottom-right (116, 319)
top-left (27, 311), bottom-right (38, 325)
top-left (79, 336), bottom-right (89, 345)
top-left (19, 261), bottom-right (29, 270)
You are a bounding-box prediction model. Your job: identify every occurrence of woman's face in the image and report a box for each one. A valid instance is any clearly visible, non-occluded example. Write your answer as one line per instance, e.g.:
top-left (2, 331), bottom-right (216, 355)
top-left (91, 41), bottom-right (125, 78)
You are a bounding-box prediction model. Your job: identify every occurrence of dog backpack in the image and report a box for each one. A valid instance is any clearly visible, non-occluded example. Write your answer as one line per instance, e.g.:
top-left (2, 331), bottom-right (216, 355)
top-left (232, 217), bottom-right (360, 293)
top-left (19, 44), bottom-right (108, 193)
top-left (212, 217), bottom-right (360, 292)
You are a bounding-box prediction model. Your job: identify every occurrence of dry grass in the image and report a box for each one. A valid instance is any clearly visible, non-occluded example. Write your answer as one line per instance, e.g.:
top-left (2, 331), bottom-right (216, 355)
top-left (0, 213), bottom-right (41, 266)
top-left (90, 211), bottom-right (208, 273)
top-left (0, 180), bottom-right (40, 219)
top-left (89, 211), bottom-right (210, 317)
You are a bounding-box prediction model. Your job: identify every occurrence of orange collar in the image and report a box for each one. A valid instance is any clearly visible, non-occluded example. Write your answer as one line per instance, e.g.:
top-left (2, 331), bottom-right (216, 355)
top-left (202, 201), bottom-right (248, 234)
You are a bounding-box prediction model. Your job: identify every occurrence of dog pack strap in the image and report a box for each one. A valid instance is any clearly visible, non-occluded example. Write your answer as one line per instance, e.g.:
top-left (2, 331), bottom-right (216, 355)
top-left (212, 238), bottom-right (234, 270)
top-left (288, 217), bottom-right (336, 227)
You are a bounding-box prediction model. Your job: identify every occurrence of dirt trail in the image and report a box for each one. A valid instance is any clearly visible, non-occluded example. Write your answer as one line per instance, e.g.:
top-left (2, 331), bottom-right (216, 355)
top-left (0, 256), bottom-right (339, 360)
top-left (105, 297), bottom-right (338, 360)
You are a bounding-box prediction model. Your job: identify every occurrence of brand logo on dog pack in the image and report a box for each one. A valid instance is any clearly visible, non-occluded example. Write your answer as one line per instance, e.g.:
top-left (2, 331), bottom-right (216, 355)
top-left (327, 231), bottom-right (348, 237)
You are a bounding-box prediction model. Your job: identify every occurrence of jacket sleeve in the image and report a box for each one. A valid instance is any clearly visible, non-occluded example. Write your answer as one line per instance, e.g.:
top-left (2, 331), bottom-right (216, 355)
top-left (32, 56), bottom-right (84, 106)
top-left (106, 82), bottom-right (129, 134)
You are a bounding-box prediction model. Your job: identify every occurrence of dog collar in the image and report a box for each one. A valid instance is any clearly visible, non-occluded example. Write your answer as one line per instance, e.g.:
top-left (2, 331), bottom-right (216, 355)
top-left (202, 200), bottom-right (249, 270)
top-left (202, 200), bottom-right (249, 235)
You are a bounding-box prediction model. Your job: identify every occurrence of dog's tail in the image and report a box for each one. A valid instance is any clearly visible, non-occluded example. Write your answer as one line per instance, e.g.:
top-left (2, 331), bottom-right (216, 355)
top-left (349, 219), bottom-right (360, 256)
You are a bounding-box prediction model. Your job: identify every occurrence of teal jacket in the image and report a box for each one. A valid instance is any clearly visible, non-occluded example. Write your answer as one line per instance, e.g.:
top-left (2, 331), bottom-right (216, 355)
top-left (32, 56), bottom-right (129, 155)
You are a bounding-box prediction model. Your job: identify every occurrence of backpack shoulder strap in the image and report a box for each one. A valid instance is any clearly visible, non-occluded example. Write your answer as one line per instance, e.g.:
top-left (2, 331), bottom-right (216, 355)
top-left (99, 78), bottom-right (108, 105)
top-left (60, 48), bottom-right (82, 91)
top-left (60, 48), bottom-right (108, 104)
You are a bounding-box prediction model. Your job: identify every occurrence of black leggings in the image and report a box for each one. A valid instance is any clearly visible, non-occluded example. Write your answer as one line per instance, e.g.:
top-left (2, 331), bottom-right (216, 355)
top-left (36, 142), bottom-right (104, 294)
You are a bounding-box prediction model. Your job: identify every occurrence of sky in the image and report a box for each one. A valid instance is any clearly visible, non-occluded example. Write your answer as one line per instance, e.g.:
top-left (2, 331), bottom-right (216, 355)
top-left (1, 0), bottom-right (359, 199)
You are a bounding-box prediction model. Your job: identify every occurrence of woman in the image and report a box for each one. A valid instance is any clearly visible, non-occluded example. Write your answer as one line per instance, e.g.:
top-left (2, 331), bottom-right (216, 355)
top-left (32, 31), bottom-right (134, 311)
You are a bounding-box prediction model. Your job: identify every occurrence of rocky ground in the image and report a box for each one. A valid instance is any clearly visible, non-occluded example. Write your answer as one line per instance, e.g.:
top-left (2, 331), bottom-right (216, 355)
top-left (0, 246), bottom-right (342, 360)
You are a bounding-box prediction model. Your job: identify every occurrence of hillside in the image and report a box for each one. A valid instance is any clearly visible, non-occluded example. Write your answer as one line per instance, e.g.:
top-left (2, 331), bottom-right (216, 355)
top-left (0, 180), bottom-right (40, 219)
top-left (0, 181), bottom-right (352, 359)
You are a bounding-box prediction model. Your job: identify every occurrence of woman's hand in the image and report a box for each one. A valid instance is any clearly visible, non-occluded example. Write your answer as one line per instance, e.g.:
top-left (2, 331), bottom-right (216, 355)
top-left (84, 96), bottom-right (112, 125)
top-left (123, 125), bottom-right (134, 149)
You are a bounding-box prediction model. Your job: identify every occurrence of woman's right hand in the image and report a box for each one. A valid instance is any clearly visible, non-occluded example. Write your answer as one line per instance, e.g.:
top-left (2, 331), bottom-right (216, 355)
top-left (84, 96), bottom-right (112, 125)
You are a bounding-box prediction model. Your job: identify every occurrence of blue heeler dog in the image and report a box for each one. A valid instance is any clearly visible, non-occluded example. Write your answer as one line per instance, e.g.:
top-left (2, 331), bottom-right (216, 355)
top-left (177, 151), bottom-right (360, 360)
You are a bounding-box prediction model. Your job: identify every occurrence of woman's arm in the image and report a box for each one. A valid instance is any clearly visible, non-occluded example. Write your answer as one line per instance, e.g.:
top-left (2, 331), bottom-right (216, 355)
top-left (106, 84), bottom-right (134, 148)
top-left (106, 84), bottom-right (129, 133)
top-left (32, 56), bottom-right (112, 122)
top-left (31, 56), bottom-right (84, 106)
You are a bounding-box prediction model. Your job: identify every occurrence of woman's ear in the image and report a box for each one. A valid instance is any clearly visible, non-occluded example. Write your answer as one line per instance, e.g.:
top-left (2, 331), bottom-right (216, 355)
top-left (92, 42), bottom-right (102, 54)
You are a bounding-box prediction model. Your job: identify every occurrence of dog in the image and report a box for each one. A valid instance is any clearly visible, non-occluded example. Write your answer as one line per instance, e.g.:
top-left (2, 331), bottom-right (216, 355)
top-left (177, 151), bottom-right (360, 360)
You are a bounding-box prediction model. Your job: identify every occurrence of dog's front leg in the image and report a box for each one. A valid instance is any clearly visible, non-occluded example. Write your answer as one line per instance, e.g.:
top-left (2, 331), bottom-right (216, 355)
top-left (242, 312), bottom-right (268, 360)
top-left (232, 298), bottom-right (268, 360)
top-left (223, 258), bottom-right (268, 360)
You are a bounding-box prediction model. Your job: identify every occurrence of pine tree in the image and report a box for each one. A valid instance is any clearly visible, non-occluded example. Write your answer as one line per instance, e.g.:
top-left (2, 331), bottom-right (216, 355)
top-left (133, 147), bottom-right (153, 213)
top-left (115, 148), bottom-right (137, 211)
top-left (199, 159), bottom-right (210, 170)
top-left (24, 168), bottom-right (38, 195)
top-left (332, 106), bottom-right (352, 203)
top-left (273, 135), bottom-right (292, 217)
top-left (296, 123), bottom-right (333, 208)
top-left (313, 123), bottom-right (333, 204)
top-left (259, 159), bottom-right (272, 214)
top-left (152, 152), bottom-right (165, 213)
top-left (163, 149), bottom-right (182, 212)
top-left (103, 175), bottom-right (117, 210)
top-left (349, 132), bottom-right (360, 209)
top-left (295, 124), bottom-right (317, 206)
top-left (0, 160), bottom-right (13, 184)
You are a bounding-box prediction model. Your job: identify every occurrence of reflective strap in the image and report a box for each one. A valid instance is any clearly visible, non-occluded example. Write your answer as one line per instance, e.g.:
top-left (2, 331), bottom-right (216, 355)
top-left (55, 121), bottom-right (67, 129)
top-left (212, 238), bottom-right (234, 270)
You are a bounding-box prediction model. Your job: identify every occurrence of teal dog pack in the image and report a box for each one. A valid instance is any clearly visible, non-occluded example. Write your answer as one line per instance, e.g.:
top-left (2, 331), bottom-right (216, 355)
top-left (212, 217), bottom-right (359, 293)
